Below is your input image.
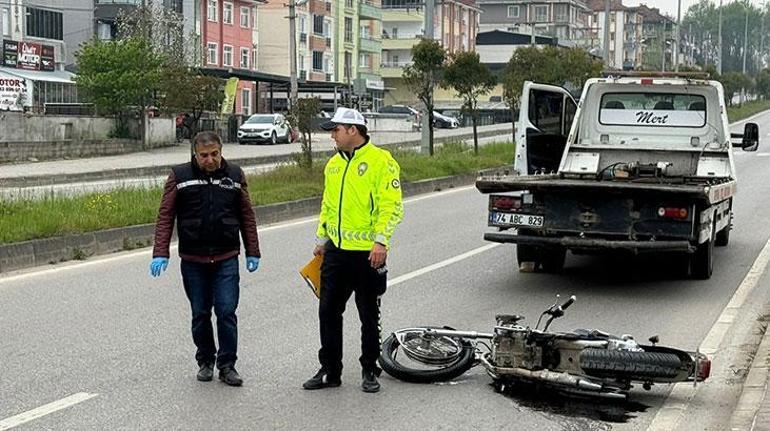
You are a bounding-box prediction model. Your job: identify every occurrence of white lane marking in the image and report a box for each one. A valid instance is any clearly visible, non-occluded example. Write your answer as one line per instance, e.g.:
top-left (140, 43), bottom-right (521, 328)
top-left (388, 243), bottom-right (500, 287)
top-left (647, 237), bottom-right (770, 431)
top-left (0, 392), bottom-right (98, 430)
top-left (0, 185), bottom-right (478, 283)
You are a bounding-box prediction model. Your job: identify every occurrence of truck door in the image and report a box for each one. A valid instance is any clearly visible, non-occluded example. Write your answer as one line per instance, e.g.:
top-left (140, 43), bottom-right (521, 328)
top-left (514, 82), bottom-right (577, 175)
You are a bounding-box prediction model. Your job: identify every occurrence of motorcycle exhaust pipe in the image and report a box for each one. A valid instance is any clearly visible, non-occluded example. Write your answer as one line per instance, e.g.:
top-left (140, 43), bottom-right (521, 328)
top-left (480, 355), bottom-right (626, 400)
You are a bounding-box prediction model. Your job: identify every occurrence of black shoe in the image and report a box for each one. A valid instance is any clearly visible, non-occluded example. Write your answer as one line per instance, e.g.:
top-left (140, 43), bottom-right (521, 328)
top-left (302, 369), bottom-right (341, 390)
top-left (218, 367), bottom-right (243, 386)
top-left (361, 370), bottom-right (380, 393)
top-left (197, 363), bottom-right (214, 382)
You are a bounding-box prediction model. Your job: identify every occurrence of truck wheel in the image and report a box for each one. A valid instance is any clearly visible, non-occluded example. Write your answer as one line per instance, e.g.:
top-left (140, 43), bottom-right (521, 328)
top-left (691, 224), bottom-right (714, 280)
top-left (715, 225), bottom-right (730, 247)
top-left (540, 248), bottom-right (566, 273)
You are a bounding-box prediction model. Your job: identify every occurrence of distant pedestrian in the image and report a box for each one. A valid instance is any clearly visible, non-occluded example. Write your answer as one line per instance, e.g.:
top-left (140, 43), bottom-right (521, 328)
top-left (150, 131), bottom-right (261, 386)
top-left (302, 107), bottom-right (404, 393)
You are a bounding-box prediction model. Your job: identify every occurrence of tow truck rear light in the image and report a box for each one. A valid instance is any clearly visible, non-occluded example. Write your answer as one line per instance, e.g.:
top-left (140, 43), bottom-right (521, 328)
top-left (490, 195), bottom-right (521, 211)
top-left (641, 78), bottom-right (654, 85)
top-left (697, 356), bottom-right (711, 381)
top-left (657, 207), bottom-right (688, 219)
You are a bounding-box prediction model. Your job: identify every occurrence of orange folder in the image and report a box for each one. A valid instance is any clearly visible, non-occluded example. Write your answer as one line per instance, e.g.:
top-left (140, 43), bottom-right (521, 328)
top-left (299, 254), bottom-right (323, 298)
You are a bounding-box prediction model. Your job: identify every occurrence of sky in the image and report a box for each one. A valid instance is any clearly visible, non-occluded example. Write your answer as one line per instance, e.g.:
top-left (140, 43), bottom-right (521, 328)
top-left (622, 0), bottom-right (767, 18)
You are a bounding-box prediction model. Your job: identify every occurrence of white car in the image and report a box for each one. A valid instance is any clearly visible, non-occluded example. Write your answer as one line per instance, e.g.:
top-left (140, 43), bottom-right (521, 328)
top-left (433, 111), bottom-right (460, 128)
top-left (237, 113), bottom-right (291, 145)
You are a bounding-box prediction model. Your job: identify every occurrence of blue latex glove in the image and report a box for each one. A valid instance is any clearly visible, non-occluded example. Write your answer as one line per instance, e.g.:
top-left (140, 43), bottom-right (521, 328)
top-left (246, 256), bottom-right (260, 273)
top-left (150, 257), bottom-right (169, 277)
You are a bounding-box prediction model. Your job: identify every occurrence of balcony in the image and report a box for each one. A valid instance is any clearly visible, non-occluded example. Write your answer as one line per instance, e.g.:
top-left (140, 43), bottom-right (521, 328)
top-left (360, 36), bottom-right (382, 53)
top-left (360, 1), bottom-right (382, 20)
top-left (382, 9), bottom-right (423, 22)
top-left (380, 61), bottom-right (409, 78)
top-left (382, 36), bottom-right (418, 50)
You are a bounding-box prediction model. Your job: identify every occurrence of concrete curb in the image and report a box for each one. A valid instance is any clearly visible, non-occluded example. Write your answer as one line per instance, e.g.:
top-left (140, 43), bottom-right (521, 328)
top-left (0, 170), bottom-right (486, 274)
top-left (730, 322), bottom-right (770, 430)
top-left (1, 128), bottom-right (510, 188)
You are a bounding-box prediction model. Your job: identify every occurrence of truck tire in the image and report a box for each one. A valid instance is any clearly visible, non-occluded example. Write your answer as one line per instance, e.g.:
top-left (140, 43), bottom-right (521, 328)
top-left (540, 248), bottom-right (566, 273)
top-left (715, 225), bottom-right (730, 247)
top-left (691, 224), bottom-right (715, 280)
top-left (580, 348), bottom-right (682, 380)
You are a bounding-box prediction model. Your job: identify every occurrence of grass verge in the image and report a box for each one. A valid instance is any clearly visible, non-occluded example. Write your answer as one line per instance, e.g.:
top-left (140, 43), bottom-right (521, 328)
top-left (727, 99), bottom-right (770, 123)
top-left (0, 141), bottom-right (514, 245)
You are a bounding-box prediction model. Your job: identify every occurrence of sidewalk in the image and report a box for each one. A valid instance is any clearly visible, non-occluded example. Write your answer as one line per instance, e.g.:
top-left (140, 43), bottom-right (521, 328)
top-left (730, 316), bottom-right (770, 430)
top-left (0, 123), bottom-right (513, 187)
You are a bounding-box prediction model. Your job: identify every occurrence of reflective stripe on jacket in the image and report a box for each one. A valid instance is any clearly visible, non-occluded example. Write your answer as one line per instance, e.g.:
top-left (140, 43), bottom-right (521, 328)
top-left (316, 141), bottom-right (404, 251)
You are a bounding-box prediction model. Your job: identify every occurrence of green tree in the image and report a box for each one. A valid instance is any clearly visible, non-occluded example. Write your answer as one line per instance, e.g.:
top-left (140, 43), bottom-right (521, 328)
top-left (720, 72), bottom-right (753, 105)
top-left (402, 39), bottom-right (446, 156)
top-left (74, 37), bottom-right (165, 145)
top-left (756, 69), bottom-right (770, 100)
top-left (159, 67), bottom-right (224, 136)
top-left (443, 51), bottom-right (496, 155)
top-left (287, 97), bottom-right (322, 169)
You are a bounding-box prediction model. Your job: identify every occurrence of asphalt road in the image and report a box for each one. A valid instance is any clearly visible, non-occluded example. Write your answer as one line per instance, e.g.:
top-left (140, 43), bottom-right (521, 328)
top-left (2, 112), bottom-right (770, 430)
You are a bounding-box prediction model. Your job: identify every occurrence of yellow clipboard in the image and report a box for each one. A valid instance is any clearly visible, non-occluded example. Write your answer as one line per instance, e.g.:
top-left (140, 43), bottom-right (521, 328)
top-left (299, 254), bottom-right (323, 298)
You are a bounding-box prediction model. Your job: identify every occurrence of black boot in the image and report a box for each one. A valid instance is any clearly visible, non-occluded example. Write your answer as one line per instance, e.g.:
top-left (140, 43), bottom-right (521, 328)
top-left (197, 363), bottom-right (214, 382)
top-left (302, 369), bottom-right (341, 390)
top-left (361, 370), bottom-right (380, 393)
top-left (219, 367), bottom-right (243, 386)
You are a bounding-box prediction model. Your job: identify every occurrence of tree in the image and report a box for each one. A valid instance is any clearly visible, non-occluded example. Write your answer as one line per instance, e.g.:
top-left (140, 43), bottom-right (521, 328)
top-left (443, 51), bottom-right (496, 155)
top-left (74, 37), bottom-right (165, 145)
top-left (720, 72), bottom-right (753, 105)
top-left (287, 97), bottom-right (322, 169)
top-left (159, 66), bottom-right (224, 136)
top-left (756, 69), bottom-right (770, 100)
top-left (402, 39), bottom-right (446, 156)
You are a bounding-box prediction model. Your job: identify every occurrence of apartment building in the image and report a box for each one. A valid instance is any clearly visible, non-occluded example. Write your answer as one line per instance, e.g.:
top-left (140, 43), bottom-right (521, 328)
top-left (381, 0), bottom-right (480, 105)
top-left (634, 4), bottom-right (674, 71)
top-left (334, 0), bottom-right (384, 109)
top-left (476, 0), bottom-right (590, 43)
top-left (585, 0), bottom-right (645, 70)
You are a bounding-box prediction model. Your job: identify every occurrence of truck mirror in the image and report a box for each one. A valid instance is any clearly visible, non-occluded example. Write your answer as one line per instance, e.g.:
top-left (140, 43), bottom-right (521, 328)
top-left (742, 123), bottom-right (759, 151)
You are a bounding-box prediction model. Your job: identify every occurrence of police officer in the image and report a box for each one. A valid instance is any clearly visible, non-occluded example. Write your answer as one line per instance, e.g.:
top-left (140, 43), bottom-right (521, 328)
top-left (150, 131), bottom-right (261, 386)
top-left (302, 107), bottom-right (404, 393)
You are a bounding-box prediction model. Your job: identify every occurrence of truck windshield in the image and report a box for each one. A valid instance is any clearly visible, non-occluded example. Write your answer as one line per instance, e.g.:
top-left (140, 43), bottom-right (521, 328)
top-left (599, 93), bottom-right (706, 128)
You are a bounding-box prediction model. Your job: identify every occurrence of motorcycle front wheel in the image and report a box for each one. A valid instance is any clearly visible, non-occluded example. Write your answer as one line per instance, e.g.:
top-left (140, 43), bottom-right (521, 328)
top-left (379, 327), bottom-right (475, 383)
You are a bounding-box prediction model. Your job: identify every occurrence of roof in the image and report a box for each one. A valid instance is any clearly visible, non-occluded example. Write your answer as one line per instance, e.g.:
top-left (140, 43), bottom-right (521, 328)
top-left (0, 67), bottom-right (75, 83)
top-left (631, 4), bottom-right (674, 23)
top-left (585, 0), bottom-right (628, 12)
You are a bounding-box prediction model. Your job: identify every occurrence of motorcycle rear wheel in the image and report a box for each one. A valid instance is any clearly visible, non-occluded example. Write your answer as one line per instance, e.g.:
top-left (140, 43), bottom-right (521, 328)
top-left (580, 348), bottom-right (682, 380)
top-left (379, 328), bottom-right (475, 383)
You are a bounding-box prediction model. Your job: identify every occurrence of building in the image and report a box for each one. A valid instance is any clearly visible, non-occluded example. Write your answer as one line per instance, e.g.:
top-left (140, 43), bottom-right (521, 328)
top-left (634, 4), bottom-right (674, 71)
top-left (381, 0), bottom-right (481, 105)
top-left (476, 0), bottom-right (590, 44)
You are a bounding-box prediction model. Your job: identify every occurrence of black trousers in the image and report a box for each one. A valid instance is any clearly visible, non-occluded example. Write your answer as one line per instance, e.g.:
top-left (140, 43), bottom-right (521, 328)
top-left (318, 243), bottom-right (387, 377)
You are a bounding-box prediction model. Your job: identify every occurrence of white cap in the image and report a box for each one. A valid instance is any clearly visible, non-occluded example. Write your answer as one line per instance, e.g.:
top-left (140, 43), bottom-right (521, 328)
top-left (320, 107), bottom-right (367, 130)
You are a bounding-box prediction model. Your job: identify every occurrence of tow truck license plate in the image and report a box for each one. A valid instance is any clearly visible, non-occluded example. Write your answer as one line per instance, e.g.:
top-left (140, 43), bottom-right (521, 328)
top-left (490, 212), bottom-right (544, 227)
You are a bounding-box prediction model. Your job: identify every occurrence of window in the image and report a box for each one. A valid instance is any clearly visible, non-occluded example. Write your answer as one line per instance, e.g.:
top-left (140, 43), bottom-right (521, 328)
top-left (313, 15), bottom-right (324, 35)
top-left (312, 51), bottom-right (323, 71)
top-left (324, 20), bottom-right (331, 37)
top-left (207, 42), bottom-right (218, 65)
top-left (299, 15), bottom-right (306, 33)
top-left (240, 7), bottom-right (250, 27)
top-left (223, 2), bottom-right (233, 24)
top-left (507, 6), bottom-right (519, 18)
top-left (241, 88), bottom-right (251, 115)
top-left (223, 45), bottom-right (233, 66)
top-left (528, 89), bottom-right (564, 136)
top-left (392, 54), bottom-right (399, 64)
top-left (208, 0), bottom-right (218, 22)
top-left (391, 27), bottom-right (398, 38)
top-left (25, 7), bottom-right (63, 40)
top-left (324, 57), bottom-right (331, 72)
top-left (599, 93), bottom-right (707, 128)
top-left (240, 47), bottom-right (249, 68)
top-left (299, 53), bottom-right (305, 70)
top-left (2, 8), bottom-right (9, 37)
top-left (534, 5), bottom-right (548, 23)
top-left (97, 21), bottom-right (112, 40)
top-left (345, 0), bottom-right (353, 8)
top-left (344, 17), bottom-right (352, 43)
top-left (344, 51), bottom-right (352, 79)
top-left (252, 48), bottom-right (258, 69)
top-left (555, 4), bottom-right (567, 22)
top-left (359, 52), bottom-right (370, 68)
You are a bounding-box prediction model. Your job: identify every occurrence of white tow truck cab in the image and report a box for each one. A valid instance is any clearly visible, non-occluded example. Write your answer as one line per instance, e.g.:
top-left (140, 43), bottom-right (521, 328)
top-left (477, 73), bottom-right (760, 279)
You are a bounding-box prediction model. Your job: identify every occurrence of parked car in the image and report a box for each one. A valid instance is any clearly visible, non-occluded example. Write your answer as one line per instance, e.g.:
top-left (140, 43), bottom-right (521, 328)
top-left (237, 113), bottom-right (292, 145)
top-left (433, 111), bottom-right (459, 128)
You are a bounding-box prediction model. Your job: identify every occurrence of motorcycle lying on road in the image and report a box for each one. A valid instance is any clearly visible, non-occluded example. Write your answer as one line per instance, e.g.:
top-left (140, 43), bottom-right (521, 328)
top-left (379, 296), bottom-right (711, 399)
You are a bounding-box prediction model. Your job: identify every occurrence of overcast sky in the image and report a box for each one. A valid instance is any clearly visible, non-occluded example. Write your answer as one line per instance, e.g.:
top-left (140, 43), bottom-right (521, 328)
top-left (623, 0), bottom-right (767, 18)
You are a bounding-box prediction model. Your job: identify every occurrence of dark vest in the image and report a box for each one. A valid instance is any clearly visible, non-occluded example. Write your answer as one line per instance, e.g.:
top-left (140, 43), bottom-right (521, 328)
top-left (173, 159), bottom-right (244, 256)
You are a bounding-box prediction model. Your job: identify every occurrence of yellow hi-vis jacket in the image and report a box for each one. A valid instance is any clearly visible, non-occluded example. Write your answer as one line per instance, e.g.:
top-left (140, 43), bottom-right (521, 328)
top-left (316, 141), bottom-right (404, 251)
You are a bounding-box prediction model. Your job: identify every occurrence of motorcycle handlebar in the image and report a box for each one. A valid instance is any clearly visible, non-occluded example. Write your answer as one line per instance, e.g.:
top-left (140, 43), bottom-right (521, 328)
top-left (560, 296), bottom-right (576, 311)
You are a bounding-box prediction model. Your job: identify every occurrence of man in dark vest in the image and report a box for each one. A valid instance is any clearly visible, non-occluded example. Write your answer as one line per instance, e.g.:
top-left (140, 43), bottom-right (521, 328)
top-left (150, 131), bottom-right (261, 386)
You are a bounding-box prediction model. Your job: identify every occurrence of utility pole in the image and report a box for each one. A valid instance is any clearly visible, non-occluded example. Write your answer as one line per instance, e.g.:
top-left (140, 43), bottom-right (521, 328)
top-left (741, 5), bottom-right (748, 104)
top-left (675, 0), bottom-right (681, 72)
top-left (603, 0), bottom-right (611, 68)
top-left (421, 0), bottom-right (435, 155)
top-left (288, 0), bottom-right (299, 108)
top-left (718, 0), bottom-right (723, 74)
